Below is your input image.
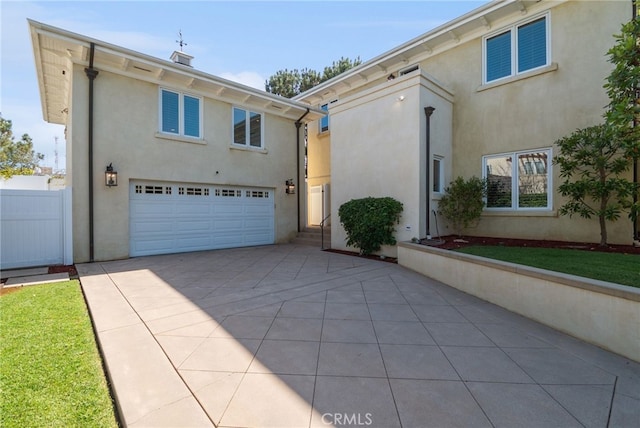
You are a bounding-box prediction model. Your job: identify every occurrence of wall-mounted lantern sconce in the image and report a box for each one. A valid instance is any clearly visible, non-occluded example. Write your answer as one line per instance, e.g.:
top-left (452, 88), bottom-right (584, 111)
top-left (105, 163), bottom-right (118, 187)
top-left (285, 179), bottom-right (295, 194)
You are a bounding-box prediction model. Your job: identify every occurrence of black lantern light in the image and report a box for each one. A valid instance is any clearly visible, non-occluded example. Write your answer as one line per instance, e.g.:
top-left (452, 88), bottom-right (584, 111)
top-left (105, 163), bottom-right (118, 187)
top-left (285, 179), bottom-right (295, 194)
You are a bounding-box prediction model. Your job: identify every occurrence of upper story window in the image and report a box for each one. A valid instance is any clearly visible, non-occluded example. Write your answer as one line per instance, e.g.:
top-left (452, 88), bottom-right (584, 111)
top-left (233, 107), bottom-right (263, 148)
top-left (319, 99), bottom-right (337, 133)
top-left (483, 148), bottom-right (552, 210)
top-left (484, 14), bottom-right (549, 83)
top-left (160, 88), bottom-right (202, 138)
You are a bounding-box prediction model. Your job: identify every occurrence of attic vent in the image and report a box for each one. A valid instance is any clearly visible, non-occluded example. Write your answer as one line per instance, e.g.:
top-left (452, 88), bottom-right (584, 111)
top-left (170, 50), bottom-right (194, 67)
top-left (399, 64), bottom-right (420, 76)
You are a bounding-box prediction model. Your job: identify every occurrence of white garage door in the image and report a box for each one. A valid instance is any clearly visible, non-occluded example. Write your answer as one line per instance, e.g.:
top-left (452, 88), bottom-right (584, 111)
top-left (130, 182), bottom-right (274, 257)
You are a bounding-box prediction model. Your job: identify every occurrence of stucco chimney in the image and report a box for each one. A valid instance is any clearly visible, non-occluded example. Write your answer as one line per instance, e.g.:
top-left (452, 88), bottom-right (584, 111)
top-left (170, 50), bottom-right (193, 67)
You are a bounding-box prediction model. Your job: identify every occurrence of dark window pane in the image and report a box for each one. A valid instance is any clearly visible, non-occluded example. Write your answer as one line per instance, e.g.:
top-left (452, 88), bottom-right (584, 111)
top-left (233, 108), bottom-right (246, 145)
top-left (249, 111), bottom-right (261, 147)
top-left (486, 156), bottom-right (512, 208)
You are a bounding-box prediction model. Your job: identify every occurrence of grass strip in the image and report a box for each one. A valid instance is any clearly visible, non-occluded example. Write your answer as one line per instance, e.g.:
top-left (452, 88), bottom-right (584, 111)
top-left (455, 246), bottom-right (640, 288)
top-left (0, 280), bottom-right (119, 427)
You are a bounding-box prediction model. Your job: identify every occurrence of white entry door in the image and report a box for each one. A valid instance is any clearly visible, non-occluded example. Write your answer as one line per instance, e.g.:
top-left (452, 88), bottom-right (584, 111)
top-left (129, 182), bottom-right (274, 257)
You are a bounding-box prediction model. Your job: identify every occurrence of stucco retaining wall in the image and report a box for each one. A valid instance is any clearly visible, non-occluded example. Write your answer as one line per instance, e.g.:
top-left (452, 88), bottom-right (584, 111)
top-left (397, 242), bottom-right (640, 362)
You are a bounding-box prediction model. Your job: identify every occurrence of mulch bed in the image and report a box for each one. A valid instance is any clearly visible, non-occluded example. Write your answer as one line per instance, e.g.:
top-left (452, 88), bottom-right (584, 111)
top-left (48, 265), bottom-right (78, 276)
top-left (325, 235), bottom-right (640, 262)
top-left (422, 235), bottom-right (640, 255)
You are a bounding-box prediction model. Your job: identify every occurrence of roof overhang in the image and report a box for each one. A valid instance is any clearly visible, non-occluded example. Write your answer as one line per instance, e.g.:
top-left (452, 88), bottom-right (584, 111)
top-left (28, 19), bottom-right (325, 126)
top-left (294, 0), bottom-right (567, 105)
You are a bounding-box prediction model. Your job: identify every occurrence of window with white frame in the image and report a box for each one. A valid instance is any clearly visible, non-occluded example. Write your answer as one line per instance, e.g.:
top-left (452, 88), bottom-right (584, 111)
top-left (233, 107), bottom-right (263, 148)
top-left (483, 148), bottom-right (552, 210)
top-left (433, 156), bottom-right (444, 193)
top-left (319, 100), bottom-right (337, 133)
top-left (484, 14), bottom-right (549, 83)
top-left (160, 88), bottom-right (202, 138)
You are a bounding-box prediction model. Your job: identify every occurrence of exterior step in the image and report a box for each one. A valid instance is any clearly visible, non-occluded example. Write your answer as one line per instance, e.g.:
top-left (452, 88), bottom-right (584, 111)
top-left (291, 227), bottom-right (331, 248)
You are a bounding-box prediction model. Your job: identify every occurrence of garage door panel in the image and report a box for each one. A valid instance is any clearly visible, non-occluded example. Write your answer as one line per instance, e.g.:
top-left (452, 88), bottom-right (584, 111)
top-left (244, 204), bottom-right (273, 215)
top-left (213, 233), bottom-right (241, 246)
top-left (215, 204), bottom-right (244, 215)
top-left (176, 220), bottom-right (212, 233)
top-left (131, 221), bottom-right (175, 234)
top-left (215, 219), bottom-right (244, 230)
top-left (131, 201), bottom-right (175, 216)
top-left (130, 182), bottom-right (274, 257)
top-left (244, 217), bottom-right (273, 229)
top-left (175, 203), bottom-right (211, 216)
top-left (176, 236), bottom-right (211, 250)
top-left (132, 238), bottom-right (176, 253)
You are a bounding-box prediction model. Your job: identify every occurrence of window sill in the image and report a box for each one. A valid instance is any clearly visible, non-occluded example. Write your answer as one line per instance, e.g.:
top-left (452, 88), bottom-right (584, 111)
top-left (230, 144), bottom-right (268, 154)
top-left (155, 132), bottom-right (207, 145)
top-left (482, 209), bottom-right (557, 218)
top-left (477, 62), bottom-right (558, 92)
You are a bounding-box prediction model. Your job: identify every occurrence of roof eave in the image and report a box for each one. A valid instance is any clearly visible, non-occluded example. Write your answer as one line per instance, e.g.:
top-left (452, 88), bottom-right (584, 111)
top-left (294, 0), bottom-right (563, 104)
top-left (28, 19), bottom-right (324, 124)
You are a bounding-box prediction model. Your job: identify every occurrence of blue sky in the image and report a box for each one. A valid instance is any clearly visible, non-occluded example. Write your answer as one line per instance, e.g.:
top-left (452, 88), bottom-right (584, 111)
top-left (1, 0), bottom-right (486, 171)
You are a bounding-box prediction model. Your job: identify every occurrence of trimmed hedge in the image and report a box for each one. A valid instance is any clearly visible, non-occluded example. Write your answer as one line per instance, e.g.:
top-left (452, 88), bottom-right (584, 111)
top-left (338, 197), bottom-right (403, 255)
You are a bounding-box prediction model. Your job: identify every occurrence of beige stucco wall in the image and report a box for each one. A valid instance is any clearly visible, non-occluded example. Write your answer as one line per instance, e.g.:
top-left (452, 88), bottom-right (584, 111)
top-left (398, 242), bottom-right (640, 363)
top-left (70, 65), bottom-right (300, 262)
top-left (309, 0), bottom-right (634, 247)
top-left (306, 127), bottom-right (331, 225)
top-left (329, 72), bottom-right (453, 256)
top-left (422, 0), bottom-right (633, 244)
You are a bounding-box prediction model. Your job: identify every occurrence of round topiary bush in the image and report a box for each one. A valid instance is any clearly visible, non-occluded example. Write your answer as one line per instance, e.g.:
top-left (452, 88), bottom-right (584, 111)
top-left (338, 197), bottom-right (403, 255)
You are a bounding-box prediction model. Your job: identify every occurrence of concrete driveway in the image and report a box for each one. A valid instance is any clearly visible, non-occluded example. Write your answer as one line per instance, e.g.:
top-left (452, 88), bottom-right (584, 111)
top-left (78, 244), bottom-right (640, 427)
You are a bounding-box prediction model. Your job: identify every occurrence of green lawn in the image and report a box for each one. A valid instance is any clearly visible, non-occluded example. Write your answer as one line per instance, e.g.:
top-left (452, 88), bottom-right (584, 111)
top-left (455, 246), bottom-right (640, 288)
top-left (0, 280), bottom-right (119, 428)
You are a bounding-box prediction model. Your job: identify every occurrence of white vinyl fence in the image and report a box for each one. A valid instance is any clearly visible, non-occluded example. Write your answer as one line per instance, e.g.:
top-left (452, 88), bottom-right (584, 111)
top-left (0, 188), bottom-right (72, 270)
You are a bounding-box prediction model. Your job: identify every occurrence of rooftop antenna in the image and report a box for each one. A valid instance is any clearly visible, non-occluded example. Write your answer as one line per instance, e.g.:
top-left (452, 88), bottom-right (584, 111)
top-left (176, 30), bottom-right (187, 52)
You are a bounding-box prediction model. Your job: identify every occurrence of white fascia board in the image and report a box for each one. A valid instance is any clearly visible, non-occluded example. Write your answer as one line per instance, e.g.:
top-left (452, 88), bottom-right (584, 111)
top-left (28, 19), bottom-right (324, 123)
top-left (294, 0), bottom-right (567, 103)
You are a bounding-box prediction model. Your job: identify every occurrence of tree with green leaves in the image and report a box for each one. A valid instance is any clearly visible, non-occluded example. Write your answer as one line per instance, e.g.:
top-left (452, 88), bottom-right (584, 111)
top-left (553, 11), bottom-right (640, 246)
top-left (0, 116), bottom-right (43, 179)
top-left (554, 124), bottom-right (636, 246)
top-left (265, 56), bottom-right (362, 98)
top-left (604, 5), bottom-right (640, 150)
top-left (438, 176), bottom-right (487, 237)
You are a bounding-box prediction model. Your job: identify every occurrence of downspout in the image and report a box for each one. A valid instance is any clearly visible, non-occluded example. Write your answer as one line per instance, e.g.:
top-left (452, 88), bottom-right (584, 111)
top-left (295, 108), bottom-right (310, 233)
top-left (85, 43), bottom-right (99, 261)
top-left (424, 106), bottom-right (435, 238)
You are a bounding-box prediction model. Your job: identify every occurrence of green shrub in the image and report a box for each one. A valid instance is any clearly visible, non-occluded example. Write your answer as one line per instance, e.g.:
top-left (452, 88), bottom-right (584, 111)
top-left (438, 176), bottom-right (487, 236)
top-left (338, 197), bottom-right (403, 255)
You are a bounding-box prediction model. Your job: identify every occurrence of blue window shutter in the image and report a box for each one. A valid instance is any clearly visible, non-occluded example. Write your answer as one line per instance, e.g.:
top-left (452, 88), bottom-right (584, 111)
top-left (486, 31), bottom-right (511, 82)
top-left (518, 17), bottom-right (546, 73)
top-left (184, 95), bottom-right (200, 137)
top-left (162, 90), bottom-right (179, 134)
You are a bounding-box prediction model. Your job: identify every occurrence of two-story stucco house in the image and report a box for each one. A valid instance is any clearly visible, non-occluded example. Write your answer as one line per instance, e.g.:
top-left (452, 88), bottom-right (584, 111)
top-left (30, 0), bottom-right (636, 263)
top-left (296, 0), bottom-right (636, 256)
top-left (29, 20), bottom-right (324, 263)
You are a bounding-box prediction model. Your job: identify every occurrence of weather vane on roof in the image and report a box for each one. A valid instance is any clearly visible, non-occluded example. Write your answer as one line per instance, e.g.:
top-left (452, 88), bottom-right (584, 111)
top-left (176, 30), bottom-right (187, 51)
